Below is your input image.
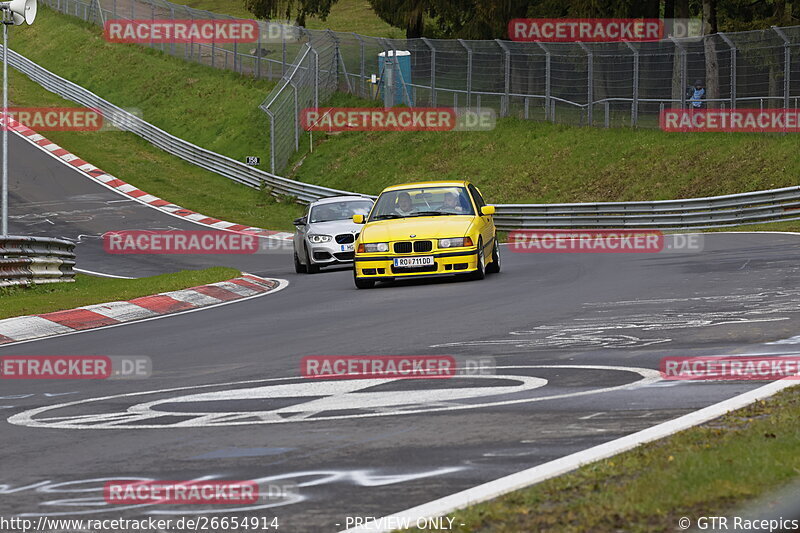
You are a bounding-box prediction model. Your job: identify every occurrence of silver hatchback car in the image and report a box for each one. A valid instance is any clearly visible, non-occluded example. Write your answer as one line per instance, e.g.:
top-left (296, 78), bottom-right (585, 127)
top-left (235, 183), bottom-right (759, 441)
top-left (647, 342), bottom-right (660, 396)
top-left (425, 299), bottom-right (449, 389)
top-left (293, 196), bottom-right (374, 273)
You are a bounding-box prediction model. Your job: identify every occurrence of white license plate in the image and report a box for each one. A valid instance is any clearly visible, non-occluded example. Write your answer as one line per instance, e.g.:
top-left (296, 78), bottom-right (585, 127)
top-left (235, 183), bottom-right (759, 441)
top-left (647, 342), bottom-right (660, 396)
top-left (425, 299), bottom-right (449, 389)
top-left (394, 256), bottom-right (434, 268)
top-left (340, 244), bottom-right (354, 252)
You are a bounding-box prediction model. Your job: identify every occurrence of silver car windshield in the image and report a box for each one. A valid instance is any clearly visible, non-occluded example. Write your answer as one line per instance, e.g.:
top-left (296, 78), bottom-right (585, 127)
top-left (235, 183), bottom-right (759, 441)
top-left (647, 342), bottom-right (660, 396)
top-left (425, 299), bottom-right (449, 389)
top-left (369, 187), bottom-right (474, 221)
top-left (309, 200), bottom-right (373, 223)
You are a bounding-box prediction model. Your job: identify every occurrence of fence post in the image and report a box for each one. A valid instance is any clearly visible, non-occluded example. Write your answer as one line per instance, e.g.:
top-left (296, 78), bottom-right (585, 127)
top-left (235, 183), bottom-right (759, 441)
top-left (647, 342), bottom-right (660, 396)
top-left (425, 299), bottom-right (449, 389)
top-left (718, 32), bottom-right (736, 109)
top-left (326, 29), bottom-right (351, 93)
top-left (266, 109), bottom-right (275, 174)
top-left (421, 37), bottom-right (436, 106)
top-left (255, 25), bottom-right (262, 78)
top-left (496, 39), bottom-right (510, 117)
top-left (578, 42), bottom-right (593, 126)
top-left (290, 81), bottom-right (299, 151)
top-left (773, 26), bottom-right (791, 111)
top-left (281, 25), bottom-right (287, 75)
top-left (535, 42), bottom-right (551, 121)
top-left (112, 0), bottom-right (116, 20)
top-left (624, 41), bottom-right (639, 127)
top-left (313, 48), bottom-right (319, 109)
top-left (670, 37), bottom-right (687, 109)
top-left (150, 3), bottom-right (154, 48)
top-left (353, 33), bottom-right (365, 98)
top-left (458, 39), bottom-right (472, 110)
top-left (169, 7), bottom-right (175, 56)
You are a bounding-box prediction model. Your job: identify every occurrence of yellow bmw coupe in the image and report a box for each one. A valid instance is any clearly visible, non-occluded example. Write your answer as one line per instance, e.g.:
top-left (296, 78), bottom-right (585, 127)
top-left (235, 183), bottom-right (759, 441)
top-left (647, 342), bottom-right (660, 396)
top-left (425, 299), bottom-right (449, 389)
top-left (351, 181), bottom-right (500, 289)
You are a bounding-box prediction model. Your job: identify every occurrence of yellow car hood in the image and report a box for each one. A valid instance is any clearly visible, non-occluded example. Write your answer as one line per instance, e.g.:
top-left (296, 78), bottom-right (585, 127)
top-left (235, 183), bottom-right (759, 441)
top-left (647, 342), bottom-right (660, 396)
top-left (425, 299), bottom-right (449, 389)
top-left (360, 216), bottom-right (474, 243)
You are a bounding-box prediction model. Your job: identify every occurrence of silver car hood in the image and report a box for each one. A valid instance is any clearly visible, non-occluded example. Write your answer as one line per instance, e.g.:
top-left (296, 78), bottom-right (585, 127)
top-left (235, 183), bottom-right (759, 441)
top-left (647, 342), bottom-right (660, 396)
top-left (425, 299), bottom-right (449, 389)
top-left (306, 219), bottom-right (363, 236)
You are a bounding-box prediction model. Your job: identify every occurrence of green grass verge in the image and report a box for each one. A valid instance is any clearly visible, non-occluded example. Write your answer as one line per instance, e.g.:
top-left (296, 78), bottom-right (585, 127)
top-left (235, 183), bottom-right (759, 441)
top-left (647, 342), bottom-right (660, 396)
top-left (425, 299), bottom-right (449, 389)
top-left (0, 267), bottom-right (240, 320)
top-left (11, 6), bottom-right (273, 164)
top-left (406, 384), bottom-right (800, 533)
top-left (170, 0), bottom-right (403, 37)
top-left (8, 7), bottom-right (799, 234)
top-left (8, 7), bottom-right (303, 231)
top-left (290, 94), bottom-right (800, 204)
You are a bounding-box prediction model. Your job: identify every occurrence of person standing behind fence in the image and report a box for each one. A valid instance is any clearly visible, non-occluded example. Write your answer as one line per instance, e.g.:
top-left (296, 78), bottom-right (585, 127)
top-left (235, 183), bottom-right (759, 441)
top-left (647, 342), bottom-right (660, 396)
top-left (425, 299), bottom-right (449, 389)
top-left (687, 80), bottom-right (706, 109)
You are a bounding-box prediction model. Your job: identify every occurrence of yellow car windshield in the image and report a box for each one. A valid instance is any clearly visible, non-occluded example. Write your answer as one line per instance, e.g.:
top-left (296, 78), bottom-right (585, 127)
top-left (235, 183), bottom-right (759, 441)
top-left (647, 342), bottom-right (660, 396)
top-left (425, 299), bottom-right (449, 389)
top-left (369, 187), bottom-right (474, 221)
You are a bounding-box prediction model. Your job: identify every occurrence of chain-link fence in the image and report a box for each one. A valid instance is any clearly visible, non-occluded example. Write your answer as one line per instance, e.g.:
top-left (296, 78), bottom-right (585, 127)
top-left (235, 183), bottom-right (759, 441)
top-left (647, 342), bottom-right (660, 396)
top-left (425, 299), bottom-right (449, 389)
top-left (44, 0), bottom-right (800, 173)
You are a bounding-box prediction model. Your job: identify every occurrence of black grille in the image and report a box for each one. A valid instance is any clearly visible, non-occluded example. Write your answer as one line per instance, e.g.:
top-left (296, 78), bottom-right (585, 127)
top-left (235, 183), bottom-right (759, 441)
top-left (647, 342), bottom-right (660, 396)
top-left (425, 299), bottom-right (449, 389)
top-left (414, 240), bottom-right (433, 252)
top-left (335, 234), bottom-right (355, 244)
top-left (394, 242), bottom-right (412, 253)
top-left (334, 252), bottom-right (354, 260)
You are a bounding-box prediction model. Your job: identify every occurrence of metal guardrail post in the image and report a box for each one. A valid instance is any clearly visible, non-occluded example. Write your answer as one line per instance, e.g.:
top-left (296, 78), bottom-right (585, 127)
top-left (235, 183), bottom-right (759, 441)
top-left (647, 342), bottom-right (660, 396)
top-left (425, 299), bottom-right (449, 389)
top-left (624, 40), bottom-right (639, 127)
top-left (458, 39), bottom-right (472, 110)
top-left (670, 37), bottom-right (687, 109)
top-left (496, 39), bottom-right (510, 117)
top-left (718, 32), bottom-right (736, 109)
top-left (535, 41), bottom-right (551, 121)
top-left (578, 42), bottom-right (593, 126)
top-left (773, 26), bottom-right (791, 111)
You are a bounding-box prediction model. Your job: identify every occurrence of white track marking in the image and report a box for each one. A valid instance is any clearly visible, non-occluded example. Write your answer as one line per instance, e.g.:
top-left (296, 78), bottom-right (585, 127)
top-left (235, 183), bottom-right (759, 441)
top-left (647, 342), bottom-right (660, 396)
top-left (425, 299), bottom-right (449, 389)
top-left (342, 377), bottom-right (798, 533)
top-left (9, 127), bottom-right (289, 241)
top-left (0, 278), bottom-right (289, 348)
top-left (74, 268), bottom-right (136, 279)
top-left (7, 365), bottom-right (659, 429)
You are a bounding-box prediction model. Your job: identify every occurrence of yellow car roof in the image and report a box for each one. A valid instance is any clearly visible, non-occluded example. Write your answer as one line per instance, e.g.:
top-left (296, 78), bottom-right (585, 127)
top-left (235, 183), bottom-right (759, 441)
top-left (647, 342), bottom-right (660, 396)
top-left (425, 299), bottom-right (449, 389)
top-left (382, 181), bottom-right (470, 193)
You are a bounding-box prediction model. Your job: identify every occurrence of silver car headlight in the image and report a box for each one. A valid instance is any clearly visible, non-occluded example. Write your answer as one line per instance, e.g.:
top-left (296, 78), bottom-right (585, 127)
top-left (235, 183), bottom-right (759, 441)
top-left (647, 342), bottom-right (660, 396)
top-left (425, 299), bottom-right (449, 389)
top-left (308, 234), bottom-right (332, 243)
top-left (363, 242), bottom-right (389, 253)
top-left (438, 237), bottom-right (471, 248)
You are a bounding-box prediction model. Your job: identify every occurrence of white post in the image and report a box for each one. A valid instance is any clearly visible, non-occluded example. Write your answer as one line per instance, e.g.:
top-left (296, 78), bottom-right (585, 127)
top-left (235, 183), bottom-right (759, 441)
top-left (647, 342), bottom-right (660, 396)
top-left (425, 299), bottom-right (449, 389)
top-left (2, 17), bottom-right (8, 237)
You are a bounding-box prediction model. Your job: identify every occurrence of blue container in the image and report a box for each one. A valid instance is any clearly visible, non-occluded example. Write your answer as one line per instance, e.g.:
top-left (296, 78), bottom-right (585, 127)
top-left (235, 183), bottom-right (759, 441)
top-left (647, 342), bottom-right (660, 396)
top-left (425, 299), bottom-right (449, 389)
top-left (378, 50), bottom-right (413, 106)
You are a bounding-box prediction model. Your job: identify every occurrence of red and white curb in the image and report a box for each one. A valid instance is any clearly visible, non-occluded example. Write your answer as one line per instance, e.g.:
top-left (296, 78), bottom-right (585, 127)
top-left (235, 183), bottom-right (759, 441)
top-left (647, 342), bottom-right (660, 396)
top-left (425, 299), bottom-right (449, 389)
top-left (4, 117), bottom-right (293, 241)
top-left (0, 274), bottom-right (282, 345)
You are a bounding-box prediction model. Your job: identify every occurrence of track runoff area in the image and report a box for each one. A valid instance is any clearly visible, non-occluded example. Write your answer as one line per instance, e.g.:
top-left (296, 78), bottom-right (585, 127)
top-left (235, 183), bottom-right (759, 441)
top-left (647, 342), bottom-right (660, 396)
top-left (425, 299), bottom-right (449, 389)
top-left (2, 11), bottom-right (800, 533)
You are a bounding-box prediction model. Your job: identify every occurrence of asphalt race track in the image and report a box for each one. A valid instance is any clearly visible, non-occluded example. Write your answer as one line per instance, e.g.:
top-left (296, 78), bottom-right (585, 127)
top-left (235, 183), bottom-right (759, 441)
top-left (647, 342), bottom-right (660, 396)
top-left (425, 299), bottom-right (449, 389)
top-left (3, 131), bottom-right (800, 531)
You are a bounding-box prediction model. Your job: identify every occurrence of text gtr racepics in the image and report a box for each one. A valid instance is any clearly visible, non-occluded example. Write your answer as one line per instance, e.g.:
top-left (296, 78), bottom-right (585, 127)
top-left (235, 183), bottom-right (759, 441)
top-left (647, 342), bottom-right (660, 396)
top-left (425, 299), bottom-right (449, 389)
top-left (351, 181), bottom-right (500, 289)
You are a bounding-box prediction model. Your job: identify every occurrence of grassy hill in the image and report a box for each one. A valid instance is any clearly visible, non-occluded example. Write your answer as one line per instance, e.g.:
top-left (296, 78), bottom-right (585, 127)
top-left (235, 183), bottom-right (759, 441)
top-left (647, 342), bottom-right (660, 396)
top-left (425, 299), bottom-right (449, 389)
top-left (7, 5), bottom-right (799, 231)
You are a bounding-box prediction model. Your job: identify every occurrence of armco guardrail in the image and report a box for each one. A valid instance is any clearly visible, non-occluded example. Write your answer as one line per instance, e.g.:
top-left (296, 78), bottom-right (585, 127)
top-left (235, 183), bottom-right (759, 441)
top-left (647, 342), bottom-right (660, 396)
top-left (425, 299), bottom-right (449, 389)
top-left (5, 48), bottom-right (800, 231)
top-left (0, 236), bottom-right (76, 287)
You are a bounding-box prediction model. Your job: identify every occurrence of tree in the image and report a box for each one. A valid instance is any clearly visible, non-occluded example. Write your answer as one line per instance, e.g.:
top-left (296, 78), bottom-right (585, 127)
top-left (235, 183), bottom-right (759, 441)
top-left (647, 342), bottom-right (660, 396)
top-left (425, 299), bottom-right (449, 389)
top-left (703, 0), bottom-right (720, 108)
top-left (243, 0), bottom-right (335, 27)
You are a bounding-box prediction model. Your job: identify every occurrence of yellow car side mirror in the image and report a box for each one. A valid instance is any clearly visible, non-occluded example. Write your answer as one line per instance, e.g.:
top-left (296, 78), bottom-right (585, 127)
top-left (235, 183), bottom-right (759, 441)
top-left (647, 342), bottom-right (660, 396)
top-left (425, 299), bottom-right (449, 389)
top-left (352, 214), bottom-right (366, 224)
top-left (480, 205), bottom-right (496, 216)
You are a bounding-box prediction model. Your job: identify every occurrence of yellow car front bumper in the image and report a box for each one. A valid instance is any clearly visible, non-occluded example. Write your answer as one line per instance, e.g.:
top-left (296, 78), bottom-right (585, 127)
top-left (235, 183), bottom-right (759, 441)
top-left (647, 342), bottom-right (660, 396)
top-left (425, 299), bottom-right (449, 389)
top-left (354, 248), bottom-right (479, 279)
